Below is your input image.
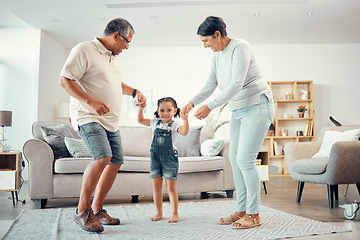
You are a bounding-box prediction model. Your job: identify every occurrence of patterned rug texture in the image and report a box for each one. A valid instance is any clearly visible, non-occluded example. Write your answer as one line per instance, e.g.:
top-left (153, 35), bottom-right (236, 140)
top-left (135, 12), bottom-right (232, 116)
top-left (3, 200), bottom-right (350, 240)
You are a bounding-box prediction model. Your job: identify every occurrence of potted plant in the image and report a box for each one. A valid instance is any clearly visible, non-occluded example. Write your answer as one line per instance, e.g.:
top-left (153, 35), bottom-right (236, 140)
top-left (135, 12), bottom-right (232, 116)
top-left (297, 105), bottom-right (308, 118)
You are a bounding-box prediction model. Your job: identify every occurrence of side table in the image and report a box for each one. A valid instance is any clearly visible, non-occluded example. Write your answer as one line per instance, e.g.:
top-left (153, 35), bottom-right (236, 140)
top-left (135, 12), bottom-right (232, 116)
top-left (0, 151), bottom-right (22, 206)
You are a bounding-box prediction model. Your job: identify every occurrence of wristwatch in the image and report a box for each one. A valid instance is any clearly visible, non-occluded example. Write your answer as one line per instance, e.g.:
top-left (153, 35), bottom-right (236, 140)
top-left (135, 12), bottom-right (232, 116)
top-left (132, 89), bottom-right (137, 98)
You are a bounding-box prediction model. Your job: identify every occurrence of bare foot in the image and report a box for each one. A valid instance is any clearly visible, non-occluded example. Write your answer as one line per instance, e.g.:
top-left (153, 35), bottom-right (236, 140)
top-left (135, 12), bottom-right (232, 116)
top-left (219, 212), bottom-right (247, 224)
top-left (168, 214), bottom-right (179, 223)
top-left (151, 214), bottom-right (163, 221)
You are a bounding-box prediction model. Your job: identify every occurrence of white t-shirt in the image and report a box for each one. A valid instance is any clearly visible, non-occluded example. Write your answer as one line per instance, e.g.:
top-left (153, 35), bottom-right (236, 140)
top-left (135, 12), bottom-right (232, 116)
top-left (150, 119), bottom-right (183, 150)
top-left (60, 38), bottom-right (122, 132)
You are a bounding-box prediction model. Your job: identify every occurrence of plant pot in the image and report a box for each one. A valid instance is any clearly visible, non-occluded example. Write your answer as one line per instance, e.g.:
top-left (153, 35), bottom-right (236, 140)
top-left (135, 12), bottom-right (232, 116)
top-left (298, 111), bottom-right (305, 118)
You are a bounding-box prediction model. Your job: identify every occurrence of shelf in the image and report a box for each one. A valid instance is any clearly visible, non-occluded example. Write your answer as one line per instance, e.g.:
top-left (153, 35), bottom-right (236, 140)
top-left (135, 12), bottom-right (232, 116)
top-left (276, 99), bottom-right (312, 103)
top-left (265, 136), bottom-right (314, 139)
top-left (265, 80), bottom-right (315, 176)
top-left (278, 118), bottom-right (312, 121)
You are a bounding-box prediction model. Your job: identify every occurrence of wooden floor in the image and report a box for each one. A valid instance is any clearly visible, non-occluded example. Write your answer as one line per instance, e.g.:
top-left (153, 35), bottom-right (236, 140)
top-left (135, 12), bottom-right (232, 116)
top-left (1, 176), bottom-right (359, 239)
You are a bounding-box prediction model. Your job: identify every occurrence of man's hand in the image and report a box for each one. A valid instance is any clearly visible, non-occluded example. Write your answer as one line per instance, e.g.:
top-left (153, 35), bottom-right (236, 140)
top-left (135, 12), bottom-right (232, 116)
top-left (87, 98), bottom-right (110, 116)
top-left (193, 105), bottom-right (210, 120)
top-left (180, 102), bottom-right (194, 120)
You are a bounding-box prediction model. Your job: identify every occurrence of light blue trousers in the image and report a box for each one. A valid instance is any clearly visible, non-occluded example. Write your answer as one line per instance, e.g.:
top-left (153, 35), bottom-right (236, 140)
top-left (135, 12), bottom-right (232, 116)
top-left (229, 94), bottom-right (275, 214)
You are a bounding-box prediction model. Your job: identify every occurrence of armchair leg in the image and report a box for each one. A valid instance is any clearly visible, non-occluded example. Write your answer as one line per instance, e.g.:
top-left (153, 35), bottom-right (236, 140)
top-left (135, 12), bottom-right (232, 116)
top-left (327, 185), bottom-right (337, 209)
top-left (297, 182), bottom-right (305, 203)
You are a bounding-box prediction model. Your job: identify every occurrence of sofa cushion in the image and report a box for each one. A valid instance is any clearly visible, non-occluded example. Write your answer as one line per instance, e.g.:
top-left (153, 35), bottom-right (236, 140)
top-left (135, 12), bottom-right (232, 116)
top-left (175, 126), bottom-right (203, 157)
top-left (291, 158), bottom-right (329, 174)
top-left (54, 157), bottom-right (91, 174)
top-left (177, 156), bottom-right (224, 173)
top-left (54, 156), bottom-right (225, 174)
top-left (64, 137), bottom-right (91, 158)
top-left (119, 126), bottom-right (152, 157)
top-left (40, 124), bottom-right (73, 159)
top-left (32, 121), bottom-right (79, 140)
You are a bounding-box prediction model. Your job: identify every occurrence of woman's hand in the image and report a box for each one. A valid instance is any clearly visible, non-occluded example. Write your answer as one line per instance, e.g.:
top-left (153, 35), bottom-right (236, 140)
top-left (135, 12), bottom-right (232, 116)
top-left (194, 105), bottom-right (211, 120)
top-left (180, 102), bottom-right (194, 120)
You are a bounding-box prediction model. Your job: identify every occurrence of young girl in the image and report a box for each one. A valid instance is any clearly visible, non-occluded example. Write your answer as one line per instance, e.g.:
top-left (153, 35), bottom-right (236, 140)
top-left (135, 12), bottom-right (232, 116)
top-left (138, 97), bottom-right (189, 223)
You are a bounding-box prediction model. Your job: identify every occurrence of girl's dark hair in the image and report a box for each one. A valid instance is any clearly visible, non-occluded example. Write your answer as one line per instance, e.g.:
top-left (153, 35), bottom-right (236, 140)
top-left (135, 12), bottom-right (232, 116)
top-left (197, 16), bottom-right (227, 37)
top-left (154, 97), bottom-right (180, 118)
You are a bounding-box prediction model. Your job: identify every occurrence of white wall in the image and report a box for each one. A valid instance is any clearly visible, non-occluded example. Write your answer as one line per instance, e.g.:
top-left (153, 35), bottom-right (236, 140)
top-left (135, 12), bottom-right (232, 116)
top-left (0, 11), bottom-right (70, 181)
top-left (0, 25), bottom-right (39, 154)
top-left (37, 30), bottom-right (70, 121)
top-left (119, 43), bottom-right (360, 134)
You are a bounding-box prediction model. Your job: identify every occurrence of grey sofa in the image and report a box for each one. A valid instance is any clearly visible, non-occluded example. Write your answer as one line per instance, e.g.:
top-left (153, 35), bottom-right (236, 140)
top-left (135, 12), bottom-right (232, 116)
top-left (284, 125), bottom-right (360, 208)
top-left (23, 121), bottom-right (235, 208)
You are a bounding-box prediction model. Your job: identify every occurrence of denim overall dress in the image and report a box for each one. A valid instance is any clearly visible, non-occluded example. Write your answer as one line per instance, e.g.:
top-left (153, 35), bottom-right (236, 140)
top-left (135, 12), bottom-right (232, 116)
top-left (150, 120), bottom-right (179, 180)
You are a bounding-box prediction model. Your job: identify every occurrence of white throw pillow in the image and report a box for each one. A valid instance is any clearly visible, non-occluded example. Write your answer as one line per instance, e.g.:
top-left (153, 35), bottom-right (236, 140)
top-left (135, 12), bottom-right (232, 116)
top-left (313, 128), bottom-right (360, 158)
top-left (214, 123), bottom-right (231, 142)
top-left (201, 139), bottom-right (225, 157)
top-left (64, 137), bottom-right (91, 158)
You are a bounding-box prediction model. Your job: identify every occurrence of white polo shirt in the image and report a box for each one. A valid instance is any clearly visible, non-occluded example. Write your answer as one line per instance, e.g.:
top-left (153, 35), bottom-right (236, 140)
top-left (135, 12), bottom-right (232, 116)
top-left (60, 38), bottom-right (123, 132)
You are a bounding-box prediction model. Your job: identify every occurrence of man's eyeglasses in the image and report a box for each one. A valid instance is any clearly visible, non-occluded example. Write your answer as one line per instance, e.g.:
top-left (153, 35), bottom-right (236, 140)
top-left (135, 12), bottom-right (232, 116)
top-left (119, 33), bottom-right (130, 44)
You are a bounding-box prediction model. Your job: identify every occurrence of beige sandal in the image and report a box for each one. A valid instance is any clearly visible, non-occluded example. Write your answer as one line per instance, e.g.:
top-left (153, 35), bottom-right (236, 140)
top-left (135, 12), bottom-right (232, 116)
top-left (218, 214), bottom-right (243, 225)
top-left (232, 217), bottom-right (261, 229)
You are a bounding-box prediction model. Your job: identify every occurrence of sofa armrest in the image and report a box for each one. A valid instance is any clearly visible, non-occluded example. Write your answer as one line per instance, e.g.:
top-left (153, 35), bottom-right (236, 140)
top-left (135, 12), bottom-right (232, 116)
top-left (284, 142), bottom-right (321, 166)
top-left (23, 138), bottom-right (55, 199)
top-left (325, 141), bottom-right (360, 184)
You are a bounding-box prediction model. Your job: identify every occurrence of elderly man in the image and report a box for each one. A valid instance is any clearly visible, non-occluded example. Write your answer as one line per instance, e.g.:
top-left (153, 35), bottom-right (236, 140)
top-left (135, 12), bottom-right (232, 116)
top-left (59, 18), bottom-right (146, 233)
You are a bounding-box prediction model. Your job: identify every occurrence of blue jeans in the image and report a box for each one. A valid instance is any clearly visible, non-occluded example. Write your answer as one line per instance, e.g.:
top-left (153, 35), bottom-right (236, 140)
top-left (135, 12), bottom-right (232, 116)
top-left (229, 94), bottom-right (275, 214)
top-left (77, 122), bottom-right (124, 164)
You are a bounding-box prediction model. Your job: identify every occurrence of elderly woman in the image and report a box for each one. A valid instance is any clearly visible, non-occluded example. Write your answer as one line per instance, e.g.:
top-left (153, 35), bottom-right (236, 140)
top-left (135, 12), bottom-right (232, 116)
top-left (181, 16), bottom-right (274, 229)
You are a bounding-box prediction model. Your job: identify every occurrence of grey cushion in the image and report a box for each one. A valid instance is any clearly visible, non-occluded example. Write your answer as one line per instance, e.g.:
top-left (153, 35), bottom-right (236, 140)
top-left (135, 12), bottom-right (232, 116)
top-left (175, 126), bottom-right (203, 157)
top-left (40, 124), bottom-right (73, 159)
top-left (291, 158), bottom-right (329, 174)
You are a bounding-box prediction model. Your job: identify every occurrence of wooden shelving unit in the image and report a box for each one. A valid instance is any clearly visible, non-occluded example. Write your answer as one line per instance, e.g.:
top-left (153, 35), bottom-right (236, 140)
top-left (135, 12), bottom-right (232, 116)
top-left (264, 81), bottom-right (315, 176)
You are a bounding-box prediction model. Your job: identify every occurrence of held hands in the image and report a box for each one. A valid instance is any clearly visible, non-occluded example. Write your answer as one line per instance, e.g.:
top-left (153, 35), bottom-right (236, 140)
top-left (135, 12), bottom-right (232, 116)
top-left (136, 91), bottom-right (147, 110)
top-left (180, 102), bottom-right (194, 120)
top-left (180, 102), bottom-right (210, 120)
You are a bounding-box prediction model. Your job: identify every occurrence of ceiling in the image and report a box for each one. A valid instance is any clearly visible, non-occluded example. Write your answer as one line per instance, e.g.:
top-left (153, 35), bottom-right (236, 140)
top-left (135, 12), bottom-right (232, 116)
top-left (1, 0), bottom-right (360, 49)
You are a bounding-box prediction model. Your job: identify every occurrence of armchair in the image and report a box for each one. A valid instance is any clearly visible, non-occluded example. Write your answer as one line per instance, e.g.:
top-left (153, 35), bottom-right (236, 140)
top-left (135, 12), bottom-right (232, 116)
top-left (284, 126), bottom-right (360, 208)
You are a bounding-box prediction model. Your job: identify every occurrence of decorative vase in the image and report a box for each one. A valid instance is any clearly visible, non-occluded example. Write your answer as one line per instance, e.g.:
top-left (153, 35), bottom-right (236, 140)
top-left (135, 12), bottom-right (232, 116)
top-left (298, 111), bottom-right (305, 118)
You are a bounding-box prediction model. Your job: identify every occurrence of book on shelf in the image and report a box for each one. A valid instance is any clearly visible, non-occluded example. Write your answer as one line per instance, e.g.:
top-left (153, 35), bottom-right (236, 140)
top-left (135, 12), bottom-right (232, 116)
top-left (273, 141), bottom-right (280, 156)
top-left (308, 122), bottom-right (313, 136)
top-left (303, 122), bottom-right (313, 136)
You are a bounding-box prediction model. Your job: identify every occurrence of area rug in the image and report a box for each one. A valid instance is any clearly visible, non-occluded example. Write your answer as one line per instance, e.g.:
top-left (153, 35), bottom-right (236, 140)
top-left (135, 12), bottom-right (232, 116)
top-left (3, 200), bottom-right (350, 240)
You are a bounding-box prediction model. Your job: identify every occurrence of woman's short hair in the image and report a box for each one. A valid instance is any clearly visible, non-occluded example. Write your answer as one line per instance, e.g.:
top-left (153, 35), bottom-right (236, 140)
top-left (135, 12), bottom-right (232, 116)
top-left (197, 16), bottom-right (227, 37)
top-left (103, 18), bottom-right (135, 37)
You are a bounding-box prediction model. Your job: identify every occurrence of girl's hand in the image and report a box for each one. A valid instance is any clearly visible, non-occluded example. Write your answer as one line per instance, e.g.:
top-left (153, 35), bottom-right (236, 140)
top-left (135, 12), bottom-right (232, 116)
top-left (136, 91), bottom-right (147, 109)
top-left (180, 102), bottom-right (194, 120)
top-left (193, 105), bottom-right (210, 120)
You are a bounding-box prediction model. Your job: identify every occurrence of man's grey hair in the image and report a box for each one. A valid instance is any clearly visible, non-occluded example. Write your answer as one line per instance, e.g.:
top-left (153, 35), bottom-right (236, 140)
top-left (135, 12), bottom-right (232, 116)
top-left (103, 18), bottom-right (135, 37)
